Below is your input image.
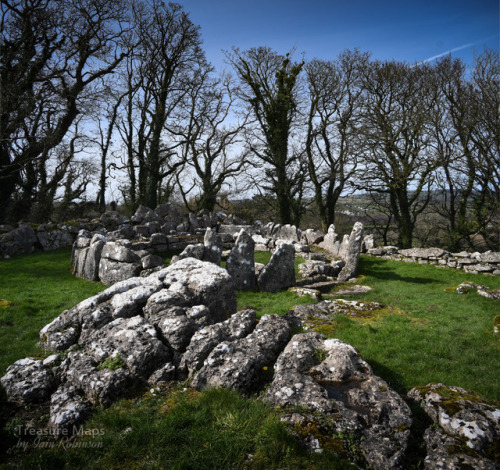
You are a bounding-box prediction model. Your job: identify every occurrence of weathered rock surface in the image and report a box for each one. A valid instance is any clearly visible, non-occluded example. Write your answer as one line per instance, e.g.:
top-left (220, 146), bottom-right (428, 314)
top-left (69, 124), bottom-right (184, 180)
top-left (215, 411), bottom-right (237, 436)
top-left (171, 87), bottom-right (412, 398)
top-left (408, 383), bottom-right (500, 469)
top-left (284, 299), bottom-right (382, 332)
top-left (226, 229), bottom-right (255, 290)
top-left (48, 384), bottom-right (92, 436)
top-left (191, 314), bottom-right (290, 392)
top-left (0, 226), bottom-right (37, 257)
top-left (3, 259), bottom-right (235, 409)
top-left (258, 241), bottom-right (296, 292)
top-left (180, 309), bottom-right (257, 376)
top-left (98, 240), bottom-right (142, 285)
top-left (318, 224), bottom-right (342, 257)
top-left (0, 358), bottom-right (56, 404)
top-left (298, 260), bottom-right (343, 279)
top-left (338, 222), bottom-right (364, 282)
top-left (37, 229), bottom-right (74, 251)
top-left (203, 227), bottom-right (222, 265)
top-left (264, 333), bottom-right (412, 470)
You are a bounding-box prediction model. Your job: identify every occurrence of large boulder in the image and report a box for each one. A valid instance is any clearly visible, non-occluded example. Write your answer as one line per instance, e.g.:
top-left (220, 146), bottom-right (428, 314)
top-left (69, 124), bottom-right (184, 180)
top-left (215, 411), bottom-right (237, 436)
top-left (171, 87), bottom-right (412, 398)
top-left (258, 241), bottom-right (296, 292)
top-left (1, 258), bottom-right (238, 413)
top-left (0, 358), bottom-right (57, 404)
top-left (318, 224), bottom-right (342, 257)
top-left (203, 227), bottom-right (222, 265)
top-left (0, 226), bottom-right (37, 257)
top-left (36, 229), bottom-right (73, 251)
top-left (226, 229), bottom-right (255, 290)
top-left (264, 333), bottom-right (412, 470)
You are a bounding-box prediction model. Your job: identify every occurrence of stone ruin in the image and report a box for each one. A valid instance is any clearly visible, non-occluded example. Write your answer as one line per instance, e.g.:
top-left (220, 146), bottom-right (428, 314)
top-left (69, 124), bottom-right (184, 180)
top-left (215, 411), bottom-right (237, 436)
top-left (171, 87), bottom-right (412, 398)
top-left (2, 257), bottom-right (499, 469)
top-left (68, 204), bottom-right (367, 291)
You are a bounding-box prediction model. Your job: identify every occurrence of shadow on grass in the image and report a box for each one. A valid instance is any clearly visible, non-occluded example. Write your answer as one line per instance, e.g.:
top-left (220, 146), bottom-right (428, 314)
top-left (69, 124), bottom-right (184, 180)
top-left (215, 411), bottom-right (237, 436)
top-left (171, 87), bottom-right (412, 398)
top-left (359, 257), bottom-right (442, 285)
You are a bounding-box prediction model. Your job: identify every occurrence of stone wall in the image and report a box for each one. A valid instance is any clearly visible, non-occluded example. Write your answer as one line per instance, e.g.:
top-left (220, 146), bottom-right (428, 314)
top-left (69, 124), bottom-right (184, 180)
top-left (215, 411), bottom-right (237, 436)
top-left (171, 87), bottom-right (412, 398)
top-left (365, 245), bottom-right (500, 276)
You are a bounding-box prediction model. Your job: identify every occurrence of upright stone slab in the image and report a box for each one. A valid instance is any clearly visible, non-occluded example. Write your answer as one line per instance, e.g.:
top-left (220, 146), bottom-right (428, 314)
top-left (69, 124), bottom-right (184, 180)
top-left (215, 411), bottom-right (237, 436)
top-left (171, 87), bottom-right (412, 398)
top-left (338, 222), bottom-right (364, 282)
top-left (82, 233), bottom-right (106, 281)
top-left (226, 229), bottom-right (255, 290)
top-left (319, 224), bottom-right (342, 257)
top-left (258, 241), bottom-right (296, 292)
top-left (203, 227), bottom-right (222, 265)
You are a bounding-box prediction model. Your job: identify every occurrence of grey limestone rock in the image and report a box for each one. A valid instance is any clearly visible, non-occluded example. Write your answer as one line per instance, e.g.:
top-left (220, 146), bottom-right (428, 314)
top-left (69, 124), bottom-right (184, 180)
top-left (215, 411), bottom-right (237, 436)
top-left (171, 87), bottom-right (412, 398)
top-left (362, 234), bottom-right (376, 252)
top-left (258, 241), bottom-right (296, 292)
top-left (0, 358), bottom-right (57, 404)
top-left (83, 315), bottom-right (171, 380)
top-left (301, 228), bottom-right (324, 245)
top-left (399, 247), bottom-right (446, 259)
top-left (298, 260), bottom-right (342, 279)
top-left (180, 309), bottom-right (257, 376)
top-left (203, 227), bottom-right (222, 265)
top-left (337, 222), bottom-right (364, 282)
top-left (226, 229), bottom-right (255, 290)
top-left (58, 352), bottom-right (137, 406)
top-left (177, 243), bottom-right (205, 261)
top-left (141, 253), bottom-right (164, 270)
top-left (81, 233), bottom-right (106, 281)
top-left (318, 224), bottom-right (342, 257)
top-left (36, 229), bottom-right (73, 252)
top-left (131, 205), bottom-right (161, 224)
top-left (191, 314), bottom-right (290, 392)
top-left (0, 225), bottom-right (37, 257)
top-left (408, 383), bottom-right (500, 462)
top-left (264, 334), bottom-right (412, 470)
top-left (277, 224), bottom-right (302, 243)
top-left (48, 384), bottom-right (92, 436)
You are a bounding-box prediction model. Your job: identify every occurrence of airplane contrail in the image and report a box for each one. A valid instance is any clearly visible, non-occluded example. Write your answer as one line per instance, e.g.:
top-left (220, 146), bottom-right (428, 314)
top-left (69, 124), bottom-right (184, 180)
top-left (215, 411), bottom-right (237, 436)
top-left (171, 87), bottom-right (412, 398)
top-left (416, 34), bottom-right (499, 66)
top-left (420, 42), bottom-right (476, 64)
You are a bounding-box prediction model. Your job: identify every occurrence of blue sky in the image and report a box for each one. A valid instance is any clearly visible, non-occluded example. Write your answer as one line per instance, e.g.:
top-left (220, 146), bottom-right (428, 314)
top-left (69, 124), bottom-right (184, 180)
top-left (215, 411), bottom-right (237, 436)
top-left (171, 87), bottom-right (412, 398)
top-left (179, 0), bottom-right (499, 70)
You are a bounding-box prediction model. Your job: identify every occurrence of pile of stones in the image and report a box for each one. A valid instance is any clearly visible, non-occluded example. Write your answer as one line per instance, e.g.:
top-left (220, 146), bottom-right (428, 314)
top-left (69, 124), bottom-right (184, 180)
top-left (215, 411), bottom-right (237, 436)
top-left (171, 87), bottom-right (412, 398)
top-left (2, 259), bottom-right (499, 469)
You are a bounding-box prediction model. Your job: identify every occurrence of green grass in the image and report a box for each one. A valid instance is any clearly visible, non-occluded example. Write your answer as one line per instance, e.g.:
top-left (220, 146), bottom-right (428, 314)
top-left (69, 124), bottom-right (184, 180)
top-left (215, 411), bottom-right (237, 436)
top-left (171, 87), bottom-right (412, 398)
top-left (3, 387), bottom-right (354, 469)
top-left (236, 251), bottom-right (313, 316)
top-left (328, 256), bottom-right (500, 402)
top-left (0, 248), bottom-right (107, 372)
top-left (1, 248), bottom-right (500, 468)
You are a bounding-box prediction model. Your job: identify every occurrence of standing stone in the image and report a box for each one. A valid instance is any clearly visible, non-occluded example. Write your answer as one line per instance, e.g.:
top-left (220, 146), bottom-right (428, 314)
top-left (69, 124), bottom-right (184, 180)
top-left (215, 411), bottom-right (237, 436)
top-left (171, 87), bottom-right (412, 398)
top-left (82, 234), bottom-right (106, 281)
top-left (338, 222), bottom-right (364, 282)
top-left (319, 224), bottom-right (342, 257)
top-left (226, 229), bottom-right (255, 291)
top-left (362, 234), bottom-right (376, 252)
top-left (203, 228), bottom-right (222, 265)
top-left (258, 241), bottom-right (296, 292)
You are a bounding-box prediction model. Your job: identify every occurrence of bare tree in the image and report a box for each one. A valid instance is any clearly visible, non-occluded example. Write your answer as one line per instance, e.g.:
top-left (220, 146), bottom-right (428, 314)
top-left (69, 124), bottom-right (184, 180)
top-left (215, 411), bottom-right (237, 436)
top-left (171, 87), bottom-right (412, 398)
top-left (358, 60), bottom-right (438, 248)
top-left (0, 0), bottom-right (131, 221)
top-left (170, 70), bottom-right (249, 212)
top-left (305, 50), bottom-right (369, 232)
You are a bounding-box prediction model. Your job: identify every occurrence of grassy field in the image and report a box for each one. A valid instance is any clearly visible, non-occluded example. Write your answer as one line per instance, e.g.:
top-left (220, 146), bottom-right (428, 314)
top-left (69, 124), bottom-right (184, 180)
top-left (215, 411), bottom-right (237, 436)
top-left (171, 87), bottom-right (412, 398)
top-left (1, 248), bottom-right (499, 468)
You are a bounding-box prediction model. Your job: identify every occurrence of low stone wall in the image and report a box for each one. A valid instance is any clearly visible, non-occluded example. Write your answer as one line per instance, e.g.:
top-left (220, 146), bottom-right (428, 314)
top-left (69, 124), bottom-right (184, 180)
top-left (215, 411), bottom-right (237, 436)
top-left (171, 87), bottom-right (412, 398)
top-left (366, 246), bottom-right (500, 275)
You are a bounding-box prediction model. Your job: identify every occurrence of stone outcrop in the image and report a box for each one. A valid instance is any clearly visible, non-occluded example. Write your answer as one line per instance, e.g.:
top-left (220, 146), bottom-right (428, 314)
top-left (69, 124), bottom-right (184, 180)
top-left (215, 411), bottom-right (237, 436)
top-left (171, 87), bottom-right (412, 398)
top-left (98, 240), bottom-right (143, 285)
top-left (408, 384), bottom-right (500, 469)
top-left (257, 241), bottom-right (296, 292)
top-left (264, 333), bottom-right (412, 469)
top-left (191, 314), bottom-right (291, 392)
top-left (226, 229), bottom-right (255, 290)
